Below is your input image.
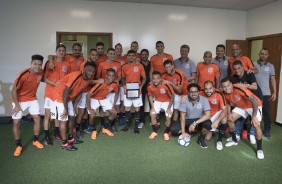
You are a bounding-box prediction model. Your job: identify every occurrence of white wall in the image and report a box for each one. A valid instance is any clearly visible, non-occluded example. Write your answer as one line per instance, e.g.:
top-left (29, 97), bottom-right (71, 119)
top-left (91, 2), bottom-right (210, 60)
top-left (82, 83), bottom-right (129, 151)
top-left (0, 0), bottom-right (246, 116)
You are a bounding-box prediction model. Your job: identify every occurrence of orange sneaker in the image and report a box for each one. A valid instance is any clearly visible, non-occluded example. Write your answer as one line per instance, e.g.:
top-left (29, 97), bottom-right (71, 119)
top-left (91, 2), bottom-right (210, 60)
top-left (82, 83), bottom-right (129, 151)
top-left (163, 133), bottom-right (170, 141)
top-left (91, 131), bottom-right (97, 140)
top-left (14, 146), bottom-right (23, 157)
top-left (102, 128), bottom-right (114, 137)
top-left (33, 141), bottom-right (44, 149)
top-left (149, 132), bottom-right (158, 139)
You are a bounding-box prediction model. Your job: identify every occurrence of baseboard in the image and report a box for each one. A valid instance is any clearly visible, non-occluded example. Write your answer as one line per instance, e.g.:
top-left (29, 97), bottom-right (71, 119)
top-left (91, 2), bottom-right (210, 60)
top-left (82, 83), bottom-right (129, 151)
top-left (275, 122), bottom-right (282, 127)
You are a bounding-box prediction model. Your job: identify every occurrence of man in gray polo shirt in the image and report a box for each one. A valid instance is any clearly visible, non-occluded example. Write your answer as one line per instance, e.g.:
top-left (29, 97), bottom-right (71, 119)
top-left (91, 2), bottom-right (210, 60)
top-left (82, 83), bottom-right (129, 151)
top-left (177, 83), bottom-right (212, 148)
top-left (212, 44), bottom-right (229, 81)
top-left (254, 48), bottom-right (277, 138)
top-left (174, 44), bottom-right (196, 83)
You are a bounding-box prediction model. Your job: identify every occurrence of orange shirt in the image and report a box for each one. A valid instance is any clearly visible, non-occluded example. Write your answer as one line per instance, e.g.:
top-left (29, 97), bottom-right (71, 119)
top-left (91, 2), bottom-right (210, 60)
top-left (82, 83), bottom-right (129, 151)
top-left (151, 53), bottom-right (173, 74)
top-left (44, 60), bottom-right (71, 99)
top-left (97, 61), bottom-right (121, 81)
top-left (223, 84), bottom-right (262, 109)
top-left (200, 89), bottom-right (226, 116)
top-left (115, 56), bottom-right (127, 66)
top-left (121, 63), bottom-right (145, 84)
top-left (53, 71), bottom-right (90, 103)
top-left (13, 68), bottom-right (44, 102)
top-left (161, 69), bottom-right (186, 95)
top-left (79, 60), bottom-right (96, 93)
top-left (197, 63), bottom-right (220, 89)
top-left (90, 82), bottom-right (119, 100)
top-left (64, 54), bottom-right (84, 73)
top-left (228, 56), bottom-right (255, 75)
top-left (147, 83), bottom-right (174, 102)
top-left (96, 55), bottom-right (108, 66)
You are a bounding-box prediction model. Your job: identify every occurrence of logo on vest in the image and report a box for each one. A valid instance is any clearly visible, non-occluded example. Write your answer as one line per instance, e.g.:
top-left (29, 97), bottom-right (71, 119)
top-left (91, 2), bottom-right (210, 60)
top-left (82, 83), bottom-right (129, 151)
top-left (185, 64), bottom-right (190, 69)
top-left (197, 104), bottom-right (202, 109)
top-left (62, 66), bottom-right (67, 73)
top-left (265, 67), bottom-right (269, 72)
top-left (160, 88), bottom-right (166, 94)
top-left (208, 67), bottom-right (213, 73)
top-left (234, 95), bottom-right (241, 101)
top-left (211, 98), bottom-right (217, 104)
top-left (224, 61), bottom-right (228, 65)
top-left (134, 67), bottom-right (139, 72)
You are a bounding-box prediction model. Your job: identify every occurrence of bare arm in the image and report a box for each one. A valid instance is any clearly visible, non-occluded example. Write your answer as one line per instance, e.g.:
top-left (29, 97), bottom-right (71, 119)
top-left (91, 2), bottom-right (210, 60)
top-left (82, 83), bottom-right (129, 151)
top-left (215, 76), bottom-right (220, 89)
top-left (270, 75), bottom-right (277, 101)
top-left (248, 95), bottom-right (258, 117)
top-left (187, 73), bottom-right (196, 83)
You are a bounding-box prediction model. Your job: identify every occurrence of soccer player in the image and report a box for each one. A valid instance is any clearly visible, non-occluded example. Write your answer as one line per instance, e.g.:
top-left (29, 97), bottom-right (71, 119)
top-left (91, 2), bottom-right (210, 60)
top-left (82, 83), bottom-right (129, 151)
top-left (196, 51), bottom-right (220, 89)
top-left (254, 48), bottom-right (277, 138)
top-left (96, 42), bottom-right (108, 66)
top-left (43, 44), bottom-right (70, 146)
top-left (212, 44), bottom-right (229, 81)
top-left (52, 62), bottom-right (96, 151)
top-left (86, 68), bottom-right (119, 139)
top-left (150, 41), bottom-right (173, 79)
top-left (174, 44), bottom-right (196, 83)
top-left (121, 50), bottom-right (146, 133)
top-left (221, 78), bottom-right (264, 159)
top-left (148, 71), bottom-right (174, 140)
top-left (200, 81), bottom-right (227, 150)
top-left (228, 44), bottom-right (257, 75)
top-left (12, 54), bottom-right (45, 157)
top-left (174, 83), bottom-right (212, 148)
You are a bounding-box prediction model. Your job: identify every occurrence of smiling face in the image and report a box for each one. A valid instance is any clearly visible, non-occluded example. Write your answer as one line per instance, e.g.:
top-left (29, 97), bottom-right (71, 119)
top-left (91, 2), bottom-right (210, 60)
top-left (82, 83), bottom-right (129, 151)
top-left (31, 60), bottom-right (43, 73)
top-left (180, 47), bottom-right (189, 58)
top-left (141, 51), bottom-right (149, 62)
top-left (188, 87), bottom-right (199, 100)
top-left (259, 49), bottom-right (269, 61)
top-left (233, 64), bottom-right (244, 76)
top-left (89, 50), bottom-right (98, 62)
top-left (106, 70), bottom-right (115, 83)
top-left (164, 63), bottom-right (174, 75)
top-left (156, 43), bottom-right (165, 54)
top-left (152, 73), bottom-right (161, 86)
top-left (72, 45), bottom-right (82, 58)
top-left (203, 52), bottom-right (212, 64)
top-left (127, 53), bottom-right (136, 63)
top-left (221, 80), bottom-right (233, 94)
top-left (56, 46), bottom-right (66, 59)
top-left (115, 45), bottom-right (123, 57)
top-left (107, 50), bottom-right (115, 61)
top-left (216, 46), bottom-right (225, 59)
top-left (204, 82), bottom-right (214, 97)
top-left (83, 65), bottom-right (95, 79)
top-left (231, 45), bottom-right (241, 58)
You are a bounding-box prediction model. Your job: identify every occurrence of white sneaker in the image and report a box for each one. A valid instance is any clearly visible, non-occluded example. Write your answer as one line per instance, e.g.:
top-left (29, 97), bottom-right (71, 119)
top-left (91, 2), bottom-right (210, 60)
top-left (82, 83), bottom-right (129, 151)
top-left (216, 141), bottom-right (223, 151)
top-left (257, 150), bottom-right (264, 159)
top-left (250, 135), bottom-right (256, 144)
top-left (138, 122), bottom-right (144, 129)
top-left (225, 141), bottom-right (238, 147)
top-left (227, 135), bottom-right (240, 142)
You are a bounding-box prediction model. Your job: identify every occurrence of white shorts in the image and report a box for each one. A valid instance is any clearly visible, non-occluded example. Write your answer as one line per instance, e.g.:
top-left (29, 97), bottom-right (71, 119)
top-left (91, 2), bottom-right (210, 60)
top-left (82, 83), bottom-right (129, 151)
top-left (119, 87), bottom-right (124, 101)
top-left (123, 94), bottom-right (143, 108)
top-left (232, 107), bottom-right (262, 122)
top-left (151, 101), bottom-right (173, 117)
top-left (44, 97), bottom-right (53, 109)
top-left (77, 92), bottom-right (87, 109)
top-left (12, 100), bottom-right (40, 119)
top-left (88, 98), bottom-right (113, 113)
top-left (210, 110), bottom-right (222, 131)
top-left (107, 93), bottom-right (120, 105)
top-left (173, 94), bottom-right (181, 110)
top-left (51, 101), bottom-right (75, 121)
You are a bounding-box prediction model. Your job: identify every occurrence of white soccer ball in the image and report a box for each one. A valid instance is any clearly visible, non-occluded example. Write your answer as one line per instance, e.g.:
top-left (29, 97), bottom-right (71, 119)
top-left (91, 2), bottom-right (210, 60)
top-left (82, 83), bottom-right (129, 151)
top-left (178, 135), bottom-right (190, 147)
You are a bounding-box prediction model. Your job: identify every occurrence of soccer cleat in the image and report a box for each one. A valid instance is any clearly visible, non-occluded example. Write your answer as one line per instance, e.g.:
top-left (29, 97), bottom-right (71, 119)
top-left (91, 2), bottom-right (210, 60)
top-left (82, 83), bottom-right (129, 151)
top-left (102, 128), bottom-right (114, 136)
top-left (249, 135), bottom-right (256, 144)
top-left (14, 146), bottom-right (23, 157)
top-left (68, 138), bottom-right (83, 144)
top-left (91, 131), bottom-right (97, 140)
top-left (227, 135), bottom-right (240, 142)
top-left (33, 141), bottom-right (44, 149)
top-left (53, 135), bottom-right (62, 141)
top-left (241, 130), bottom-right (248, 139)
top-left (197, 137), bottom-right (208, 148)
top-left (149, 132), bottom-right (158, 139)
top-left (62, 143), bottom-right (78, 151)
top-left (44, 137), bottom-right (52, 146)
top-left (163, 133), bottom-right (170, 141)
top-left (121, 126), bottom-right (130, 132)
top-left (216, 141), bottom-right (223, 151)
top-left (257, 150), bottom-right (264, 160)
top-left (76, 130), bottom-right (83, 139)
top-left (225, 141), bottom-right (238, 147)
top-left (264, 130), bottom-right (272, 138)
top-left (138, 122), bottom-right (144, 129)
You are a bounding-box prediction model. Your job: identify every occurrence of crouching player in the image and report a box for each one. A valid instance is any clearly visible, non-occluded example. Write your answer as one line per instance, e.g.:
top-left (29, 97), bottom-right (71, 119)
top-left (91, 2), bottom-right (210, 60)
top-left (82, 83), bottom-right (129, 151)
top-left (86, 68), bottom-right (119, 139)
top-left (148, 71), bottom-right (174, 140)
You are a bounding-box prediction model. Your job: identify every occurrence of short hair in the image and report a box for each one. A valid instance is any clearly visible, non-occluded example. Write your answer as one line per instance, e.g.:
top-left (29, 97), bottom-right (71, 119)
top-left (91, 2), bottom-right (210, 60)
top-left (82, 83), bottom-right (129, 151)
top-left (216, 44), bottom-right (226, 50)
top-left (56, 44), bottom-right (66, 51)
top-left (180, 44), bottom-right (190, 52)
top-left (127, 50), bottom-right (136, 55)
top-left (221, 77), bottom-right (230, 84)
top-left (84, 61), bottom-right (96, 69)
top-left (89, 48), bottom-right (97, 53)
top-left (115, 43), bottom-right (122, 49)
top-left (107, 68), bottom-right (116, 74)
top-left (152, 71), bottom-right (161, 76)
top-left (204, 80), bottom-right (214, 87)
top-left (232, 60), bottom-right (242, 66)
top-left (156, 41), bottom-right (164, 47)
top-left (187, 83), bottom-right (200, 91)
top-left (140, 49), bottom-right (149, 55)
top-left (72, 43), bottom-right (82, 49)
top-left (131, 41), bottom-right (138, 45)
top-left (31, 54), bottom-right (44, 62)
top-left (96, 42), bottom-right (104, 47)
top-left (163, 59), bottom-right (173, 67)
top-left (204, 51), bottom-right (212, 57)
top-left (260, 48), bottom-right (269, 52)
top-left (107, 48), bottom-right (115, 53)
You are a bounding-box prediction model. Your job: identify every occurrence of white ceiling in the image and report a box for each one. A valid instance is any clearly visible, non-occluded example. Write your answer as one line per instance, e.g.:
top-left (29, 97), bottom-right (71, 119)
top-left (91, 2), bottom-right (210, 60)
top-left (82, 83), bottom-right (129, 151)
top-left (87, 0), bottom-right (277, 10)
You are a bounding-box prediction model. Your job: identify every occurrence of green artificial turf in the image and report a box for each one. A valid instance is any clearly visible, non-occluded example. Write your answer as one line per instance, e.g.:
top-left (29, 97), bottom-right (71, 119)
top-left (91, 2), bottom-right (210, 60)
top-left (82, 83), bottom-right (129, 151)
top-left (0, 119), bottom-right (282, 184)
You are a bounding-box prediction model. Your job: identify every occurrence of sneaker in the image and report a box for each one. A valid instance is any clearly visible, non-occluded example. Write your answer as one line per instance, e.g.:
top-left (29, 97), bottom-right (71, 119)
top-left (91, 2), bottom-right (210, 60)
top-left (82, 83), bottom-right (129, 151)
top-left (76, 130), bottom-right (83, 139)
top-left (33, 141), bottom-right (44, 149)
top-left (227, 135), bottom-right (240, 142)
top-left (53, 135), bottom-right (62, 141)
top-left (91, 131), bottom-right (97, 140)
top-left (250, 135), bottom-right (256, 144)
top-left (138, 122), bottom-right (144, 129)
top-left (14, 146), bottom-right (23, 157)
top-left (163, 133), bottom-right (170, 141)
top-left (102, 128), bottom-right (114, 136)
top-left (121, 126), bottom-right (130, 132)
top-left (44, 137), bottom-right (52, 146)
top-left (197, 137), bottom-right (208, 148)
top-left (68, 138), bottom-right (83, 144)
top-left (264, 130), bottom-right (272, 138)
top-left (149, 132), bottom-right (158, 139)
top-left (225, 141), bottom-right (238, 147)
top-left (134, 126), bottom-right (140, 134)
top-left (257, 150), bottom-right (264, 159)
top-left (241, 130), bottom-right (248, 139)
top-left (62, 143), bottom-right (78, 151)
top-left (216, 141), bottom-right (223, 151)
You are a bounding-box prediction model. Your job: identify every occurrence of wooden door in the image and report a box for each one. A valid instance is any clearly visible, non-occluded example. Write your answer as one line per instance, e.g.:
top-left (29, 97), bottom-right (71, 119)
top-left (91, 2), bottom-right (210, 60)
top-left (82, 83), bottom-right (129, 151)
top-left (226, 40), bottom-right (250, 58)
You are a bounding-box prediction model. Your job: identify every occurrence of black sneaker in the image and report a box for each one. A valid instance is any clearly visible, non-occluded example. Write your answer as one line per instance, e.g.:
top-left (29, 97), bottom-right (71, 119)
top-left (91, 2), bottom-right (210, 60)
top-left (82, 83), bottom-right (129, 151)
top-left (44, 137), bottom-right (52, 146)
top-left (264, 130), bottom-right (272, 138)
top-left (76, 130), bottom-right (83, 139)
top-left (134, 126), bottom-right (140, 134)
top-left (62, 144), bottom-right (78, 151)
top-left (197, 136), bottom-right (208, 148)
top-left (121, 126), bottom-right (130, 132)
top-left (68, 138), bottom-right (83, 144)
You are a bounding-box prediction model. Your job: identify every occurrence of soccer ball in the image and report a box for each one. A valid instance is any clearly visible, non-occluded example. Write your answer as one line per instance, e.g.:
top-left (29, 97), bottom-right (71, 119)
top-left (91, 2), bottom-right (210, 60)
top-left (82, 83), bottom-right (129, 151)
top-left (178, 135), bottom-right (191, 147)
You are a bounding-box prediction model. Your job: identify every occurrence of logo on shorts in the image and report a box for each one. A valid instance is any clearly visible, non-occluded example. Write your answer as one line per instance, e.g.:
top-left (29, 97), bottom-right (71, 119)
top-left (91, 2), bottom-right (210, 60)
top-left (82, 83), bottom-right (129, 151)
top-left (134, 67), bottom-right (139, 72)
top-left (160, 88), bottom-right (166, 94)
top-left (113, 67), bottom-right (117, 72)
top-left (208, 67), bottom-right (213, 73)
top-left (163, 58), bottom-right (168, 62)
top-left (173, 79), bottom-right (177, 84)
top-left (185, 64), bottom-right (190, 69)
top-left (37, 76), bottom-right (42, 83)
top-left (234, 95), bottom-right (241, 101)
top-left (108, 87), bottom-right (114, 92)
top-left (211, 98), bottom-right (217, 104)
top-left (224, 61), bottom-right (228, 65)
top-left (62, 66), bottom-right (67, 73)
top-left (265, 67), bottom-right (269, 72)
top-left (197, 104), bottom-right (202, 109)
